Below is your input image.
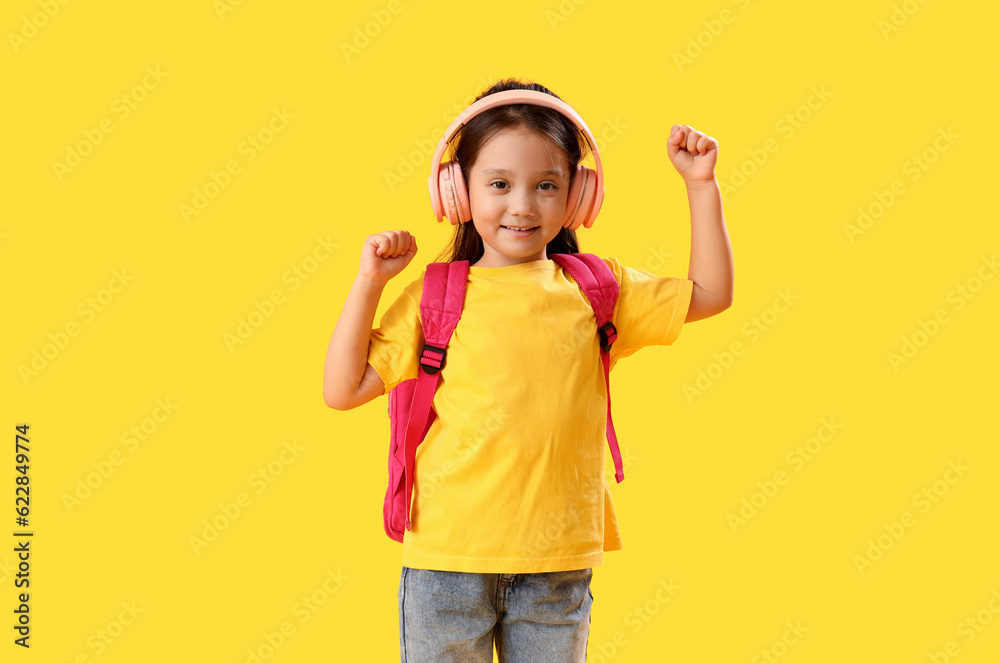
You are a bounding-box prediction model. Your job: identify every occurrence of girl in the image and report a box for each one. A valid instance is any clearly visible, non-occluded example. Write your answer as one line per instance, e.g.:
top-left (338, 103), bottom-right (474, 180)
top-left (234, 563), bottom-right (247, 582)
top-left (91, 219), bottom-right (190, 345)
top-left (324, 77), bottom-right (733, 662)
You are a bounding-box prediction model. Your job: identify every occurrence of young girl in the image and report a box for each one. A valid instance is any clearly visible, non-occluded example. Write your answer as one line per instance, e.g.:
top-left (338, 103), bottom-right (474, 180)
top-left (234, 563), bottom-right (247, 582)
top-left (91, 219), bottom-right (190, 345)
top-left (324, 77), bottom-right (733, 662)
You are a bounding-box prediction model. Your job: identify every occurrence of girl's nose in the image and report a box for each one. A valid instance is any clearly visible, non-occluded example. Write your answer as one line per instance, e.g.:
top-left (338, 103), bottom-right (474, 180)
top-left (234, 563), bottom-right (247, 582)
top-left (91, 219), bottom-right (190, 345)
top-left (507, 189), bottom-right (538, 217)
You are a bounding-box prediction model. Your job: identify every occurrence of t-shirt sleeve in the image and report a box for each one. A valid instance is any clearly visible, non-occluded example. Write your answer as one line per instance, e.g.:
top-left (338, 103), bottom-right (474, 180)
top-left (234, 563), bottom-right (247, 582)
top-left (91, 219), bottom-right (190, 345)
top-left (367, 274), bottom-right (425, 395)
top-left (604, 257), bottom-right (694, 367)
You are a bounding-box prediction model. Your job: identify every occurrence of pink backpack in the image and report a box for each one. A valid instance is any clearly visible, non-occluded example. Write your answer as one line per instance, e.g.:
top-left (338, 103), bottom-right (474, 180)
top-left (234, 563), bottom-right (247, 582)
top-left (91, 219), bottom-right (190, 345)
top-left (383, 253), bottom-right (625, 542)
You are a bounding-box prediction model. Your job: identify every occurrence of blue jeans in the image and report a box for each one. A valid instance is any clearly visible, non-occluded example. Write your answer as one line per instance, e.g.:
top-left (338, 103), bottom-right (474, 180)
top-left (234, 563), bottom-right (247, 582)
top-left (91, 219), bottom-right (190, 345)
top-left (398, 565), bottom-right (594, 662)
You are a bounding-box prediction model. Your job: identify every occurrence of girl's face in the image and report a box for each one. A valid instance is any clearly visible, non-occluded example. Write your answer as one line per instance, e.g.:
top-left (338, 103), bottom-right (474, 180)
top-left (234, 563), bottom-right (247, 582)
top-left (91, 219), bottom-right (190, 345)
top-left (466, 127), bottom-right (571, 268)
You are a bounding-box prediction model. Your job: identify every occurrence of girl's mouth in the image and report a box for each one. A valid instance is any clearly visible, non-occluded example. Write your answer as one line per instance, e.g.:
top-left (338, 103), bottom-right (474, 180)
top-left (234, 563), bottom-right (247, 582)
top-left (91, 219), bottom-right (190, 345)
top-left (501, 225), bottom-right (539, 235)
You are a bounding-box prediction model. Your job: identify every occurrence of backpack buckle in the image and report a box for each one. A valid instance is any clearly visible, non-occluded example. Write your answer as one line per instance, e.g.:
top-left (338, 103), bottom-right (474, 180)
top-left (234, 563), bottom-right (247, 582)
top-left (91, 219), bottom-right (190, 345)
top-left (598, 322), bottom-right (617, 353)
top-left (419, 344), bottom-right (446, 374)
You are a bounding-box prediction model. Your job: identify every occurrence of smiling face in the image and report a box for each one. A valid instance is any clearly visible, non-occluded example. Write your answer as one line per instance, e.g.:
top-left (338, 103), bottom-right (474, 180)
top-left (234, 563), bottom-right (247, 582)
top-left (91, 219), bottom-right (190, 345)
top-left (466, 126), bottom-right (571, 268)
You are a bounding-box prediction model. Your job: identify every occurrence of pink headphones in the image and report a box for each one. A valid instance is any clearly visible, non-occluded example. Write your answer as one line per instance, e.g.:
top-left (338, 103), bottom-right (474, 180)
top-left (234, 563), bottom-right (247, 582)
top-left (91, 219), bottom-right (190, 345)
top-left (428, 89), bottom-right (605, 230)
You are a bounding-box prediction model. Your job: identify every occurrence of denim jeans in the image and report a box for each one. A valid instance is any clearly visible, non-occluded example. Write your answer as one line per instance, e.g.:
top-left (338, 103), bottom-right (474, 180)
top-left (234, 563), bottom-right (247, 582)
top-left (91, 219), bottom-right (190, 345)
top-left (398, 565), bottom-right (593, 662)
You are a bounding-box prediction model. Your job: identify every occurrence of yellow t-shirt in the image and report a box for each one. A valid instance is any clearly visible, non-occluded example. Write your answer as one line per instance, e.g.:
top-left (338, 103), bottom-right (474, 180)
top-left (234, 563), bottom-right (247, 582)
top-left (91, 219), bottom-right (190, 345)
top-left (368, 256), bottom-right (693, 573)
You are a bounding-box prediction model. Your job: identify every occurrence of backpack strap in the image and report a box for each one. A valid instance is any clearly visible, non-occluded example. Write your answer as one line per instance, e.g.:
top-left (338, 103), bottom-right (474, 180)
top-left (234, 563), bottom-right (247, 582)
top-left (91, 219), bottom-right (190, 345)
top-left (550, 253), bottom-right (625, 483)
top-left (403, 260), bottom-right (469, 532)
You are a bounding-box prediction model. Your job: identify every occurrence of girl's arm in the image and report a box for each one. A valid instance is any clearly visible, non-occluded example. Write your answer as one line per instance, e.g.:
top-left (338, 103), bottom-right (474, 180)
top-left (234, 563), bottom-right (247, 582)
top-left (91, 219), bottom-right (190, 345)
top-left (666, 124), bottom-right (734, 323)
top-left (684, 178), bottom-right (733, 322)
top-left (323, 230), bottom-right (418, 410)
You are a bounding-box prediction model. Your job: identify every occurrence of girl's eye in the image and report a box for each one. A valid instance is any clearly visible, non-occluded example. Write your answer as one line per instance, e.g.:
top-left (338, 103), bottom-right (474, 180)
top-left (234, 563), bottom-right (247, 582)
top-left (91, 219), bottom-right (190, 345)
top-left (489, 181), bottom-right (558, 191)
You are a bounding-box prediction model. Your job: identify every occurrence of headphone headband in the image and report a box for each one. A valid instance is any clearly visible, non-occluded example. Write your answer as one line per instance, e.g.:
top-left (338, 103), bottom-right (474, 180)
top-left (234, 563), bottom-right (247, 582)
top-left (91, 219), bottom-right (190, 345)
top-left (428, 89), bottom-right (604, 227)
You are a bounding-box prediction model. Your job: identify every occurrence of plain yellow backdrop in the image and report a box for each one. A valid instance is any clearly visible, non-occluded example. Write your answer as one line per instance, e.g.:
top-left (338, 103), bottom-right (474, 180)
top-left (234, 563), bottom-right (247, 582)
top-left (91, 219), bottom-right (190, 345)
top-left (2, 0), bottom-right (998, 661)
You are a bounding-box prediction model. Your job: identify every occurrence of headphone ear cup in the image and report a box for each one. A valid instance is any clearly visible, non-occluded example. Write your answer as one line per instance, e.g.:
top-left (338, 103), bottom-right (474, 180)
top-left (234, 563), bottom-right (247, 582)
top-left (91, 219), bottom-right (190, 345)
top-left (563, 163), bottom-right (584, 228)
top-left (564, 165), bottom-right (598, 229)
top-left (438, 160), bottom-right (472, 224)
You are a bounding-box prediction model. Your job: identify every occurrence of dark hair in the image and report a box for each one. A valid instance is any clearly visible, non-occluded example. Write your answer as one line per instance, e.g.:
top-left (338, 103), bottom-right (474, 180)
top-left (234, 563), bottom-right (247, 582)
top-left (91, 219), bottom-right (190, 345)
top-left (430, 77), bottom-right (590, 264)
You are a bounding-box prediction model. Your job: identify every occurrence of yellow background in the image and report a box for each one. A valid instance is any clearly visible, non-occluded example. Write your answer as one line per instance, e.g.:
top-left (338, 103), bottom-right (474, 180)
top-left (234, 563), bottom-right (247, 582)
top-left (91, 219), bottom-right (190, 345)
top-left (3, 0), bottom-right (998, 660)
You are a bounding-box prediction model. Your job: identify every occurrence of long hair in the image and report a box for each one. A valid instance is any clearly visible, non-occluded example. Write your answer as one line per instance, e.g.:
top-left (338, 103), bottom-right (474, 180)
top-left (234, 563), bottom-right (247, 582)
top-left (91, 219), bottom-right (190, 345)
top-left (431, 78), bottom-right (590, 264)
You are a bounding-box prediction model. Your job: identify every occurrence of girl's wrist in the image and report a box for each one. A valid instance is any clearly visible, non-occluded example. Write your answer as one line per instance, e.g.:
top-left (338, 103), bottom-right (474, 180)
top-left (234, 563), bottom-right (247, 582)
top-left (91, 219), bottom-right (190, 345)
top-left (683, 176), bottom-right (719, 190)
top-left (354, 272), bottom-right (388, 293)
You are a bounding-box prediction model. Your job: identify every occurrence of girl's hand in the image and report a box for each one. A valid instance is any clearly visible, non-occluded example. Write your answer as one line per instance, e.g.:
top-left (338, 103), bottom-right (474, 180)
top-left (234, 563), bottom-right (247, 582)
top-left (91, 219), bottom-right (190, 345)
top-left (667, 124), bottom-right (719, 184)
top-left (360, 230), bottom-right (418, 284)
